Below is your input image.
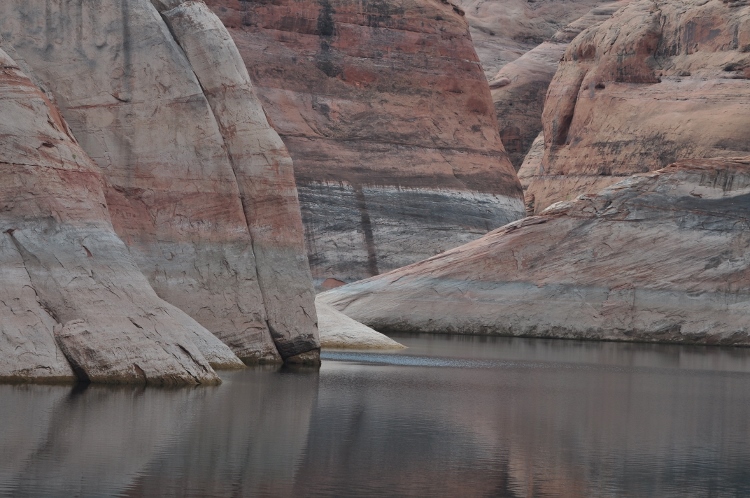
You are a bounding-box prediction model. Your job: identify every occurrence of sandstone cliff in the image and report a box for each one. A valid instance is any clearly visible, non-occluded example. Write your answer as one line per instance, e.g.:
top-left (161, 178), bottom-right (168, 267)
top-left (0, 44), bottom-right (242, 385)
top-left (525, 0), bottom-right (750, 213)
top-left (321, 158), bottom-right (750, 346)
top-left (489, 2), bottom-right (630, 169)
top-left (206, 0), bottom-right (525, 285)
top-left (0, 0), bottom-right (320, 364)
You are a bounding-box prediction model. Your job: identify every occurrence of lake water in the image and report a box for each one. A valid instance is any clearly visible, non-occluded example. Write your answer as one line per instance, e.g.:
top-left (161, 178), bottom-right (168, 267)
top-left (2, 333), bottom-right (750, 497)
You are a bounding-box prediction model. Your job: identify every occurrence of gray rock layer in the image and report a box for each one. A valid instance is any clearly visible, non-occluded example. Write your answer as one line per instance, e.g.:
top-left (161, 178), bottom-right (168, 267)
top-left (321, 158), bottom-right (750, 346)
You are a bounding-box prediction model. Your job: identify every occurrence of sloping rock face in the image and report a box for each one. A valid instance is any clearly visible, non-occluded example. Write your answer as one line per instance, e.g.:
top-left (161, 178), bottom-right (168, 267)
top-left (0, 0), bottom-right (319, 363)
top-left (526, 0), bottom-right (750, 213)
top-left (205, 0), bottom-right (525, 285)
top-left (316, 299), bottom-right (405, 350)
top-left (490, 2), bottom-right (630, 169)
top-left (321, 158), bottom-right (750, 346)
top-left (0, 45), bottom-right (240, 385)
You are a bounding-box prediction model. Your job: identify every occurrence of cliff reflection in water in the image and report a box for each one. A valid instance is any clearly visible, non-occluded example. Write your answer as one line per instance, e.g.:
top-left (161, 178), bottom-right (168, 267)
top-left (3, 335), bottom-right (750, 497)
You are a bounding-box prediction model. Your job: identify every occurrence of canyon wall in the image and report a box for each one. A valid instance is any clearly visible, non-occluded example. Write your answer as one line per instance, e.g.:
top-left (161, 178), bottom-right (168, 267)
top-left (0, 43), bottom-right (241, 385)
top-left (0, 0), bottom-right (320, 365)
top-left (206, 0), bottom-right (525, 285)
top-left (322, 157), bottom-right (750, 345)
top-left (454, 0), bottom-right (604, 80)
top-left (525, 0), bottom-right (750, 213)
top-left (489, 1), bottom-right (631, 168)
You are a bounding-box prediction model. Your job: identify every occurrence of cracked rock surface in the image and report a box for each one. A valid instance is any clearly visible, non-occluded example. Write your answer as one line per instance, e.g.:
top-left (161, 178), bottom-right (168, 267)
top-left (0, 46), bottom-right (240, 385)
top-left (321, 157), bottom-right (750, 346)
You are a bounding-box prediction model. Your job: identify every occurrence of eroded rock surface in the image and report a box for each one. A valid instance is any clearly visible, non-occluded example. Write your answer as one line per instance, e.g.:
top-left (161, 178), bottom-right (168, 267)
top-left (0, 0), bottom-right (319, 363)
top-left (490, 2), bottom-right (630, 168)
top-left (526, 0), bottom-right (750, 213)
top-left (0, 46), bottom-right (239, 385)
top-left (206, 0), bottom-right (525, 285)
top-left (321, 158), bottom-right (750, 346)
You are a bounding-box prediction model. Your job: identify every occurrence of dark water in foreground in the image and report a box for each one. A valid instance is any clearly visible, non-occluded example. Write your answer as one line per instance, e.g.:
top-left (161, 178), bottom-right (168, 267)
top-left (3, 334), bottom-right (750, 497)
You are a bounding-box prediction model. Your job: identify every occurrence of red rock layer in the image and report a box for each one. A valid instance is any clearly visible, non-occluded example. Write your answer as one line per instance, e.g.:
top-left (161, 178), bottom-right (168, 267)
top-left (0, 44), bottom-right (241, 385)
top-left (206, 0), bottom-right (525, 285)
top-left (526, 0), bottom-right (750, 213)
top-left (321, 157), bottom-right (750, 345)
top-left (0, 0), bottom-right (319, 362)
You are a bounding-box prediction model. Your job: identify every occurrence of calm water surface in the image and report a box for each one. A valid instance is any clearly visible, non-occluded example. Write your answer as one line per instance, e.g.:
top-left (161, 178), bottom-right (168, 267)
top-left (2, 334), bottom-right (750, 497)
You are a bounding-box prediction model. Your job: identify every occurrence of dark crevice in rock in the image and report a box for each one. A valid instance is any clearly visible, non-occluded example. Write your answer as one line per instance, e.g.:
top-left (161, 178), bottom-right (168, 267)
top-left (353, 184), bottom-right (379, 277)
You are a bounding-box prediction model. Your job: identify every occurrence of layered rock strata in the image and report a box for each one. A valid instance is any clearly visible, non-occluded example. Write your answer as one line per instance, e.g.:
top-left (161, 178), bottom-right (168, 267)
top-left (206, 0), bottom-right (525, 285)
top-left (0, 0), bottom-right (319, 363)
top-left (321, 158), bottom-right (750, 345)
top-left (0, 45), bottom-right (240, 385)
top-left (526, 0), bottom-right (750, 213)
top-left (490, 2), bottom-right (630, 168)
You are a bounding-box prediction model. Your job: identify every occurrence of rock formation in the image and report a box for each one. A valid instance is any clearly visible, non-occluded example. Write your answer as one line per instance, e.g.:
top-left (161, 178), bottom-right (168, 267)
top-left (525, 0), bottom-right (750, 213)
top-left (0, 0), bottom-right (320, 365)
top-left (0, 44), bottom-right (241, 385)
top-left (316, 299), bottom-right (405, 350)
top-left (455, 0), bottom-right (605, 80)
top-left (321, 157), bottom-right (750, 346)
top-left (489, 2), bottom-right (630, 168)
top-left (205, 0), bottom-right (525, 286)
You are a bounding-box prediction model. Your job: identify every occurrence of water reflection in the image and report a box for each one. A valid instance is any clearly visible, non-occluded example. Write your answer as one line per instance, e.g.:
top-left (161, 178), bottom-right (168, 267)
top-left (2, 335), bottom-right (750, 497)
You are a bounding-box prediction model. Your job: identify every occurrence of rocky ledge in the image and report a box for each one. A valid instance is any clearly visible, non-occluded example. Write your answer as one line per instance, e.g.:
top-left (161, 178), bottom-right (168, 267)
top-left (321, 157), bottom-right (750, 346)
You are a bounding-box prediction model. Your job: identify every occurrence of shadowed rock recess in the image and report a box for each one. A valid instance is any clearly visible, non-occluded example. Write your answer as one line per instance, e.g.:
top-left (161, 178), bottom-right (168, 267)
top-left (524, 0), bottom-right (750, 214)
top-left (205, 0), bottom-right (526, 286)
top-left (0, 0), bottom-right (321, 383)
top-left (321, 158), bottom-right (750, 345)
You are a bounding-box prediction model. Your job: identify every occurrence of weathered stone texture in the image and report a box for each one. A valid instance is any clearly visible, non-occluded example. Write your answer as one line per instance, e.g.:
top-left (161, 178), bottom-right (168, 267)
top-left (0, 0), bottom-right (319, 363)
top-left (321, 158), bottom-right (750, 346)
top-left (526, 0), bottom-right (750, 213)
top-left (0, 46), bottom-right (239, 385)
top-left (206, 0), bottom-right (525, 285)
